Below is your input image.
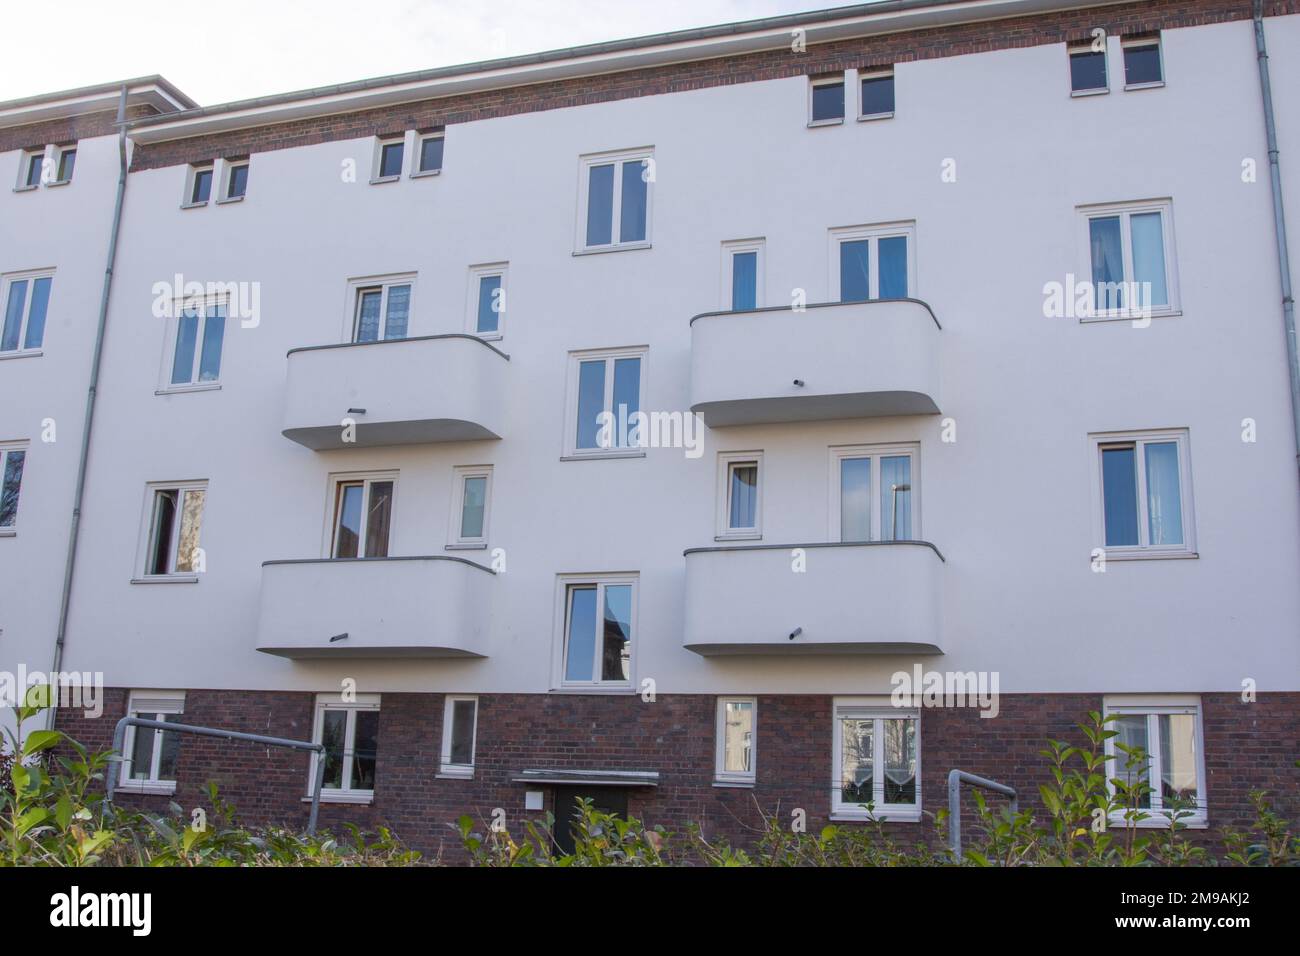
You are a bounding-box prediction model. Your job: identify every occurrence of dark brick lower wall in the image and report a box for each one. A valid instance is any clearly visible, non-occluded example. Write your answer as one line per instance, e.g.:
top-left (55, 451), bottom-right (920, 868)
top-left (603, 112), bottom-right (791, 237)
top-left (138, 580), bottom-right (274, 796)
top-left (55, 689), bottom-right (1299, 862)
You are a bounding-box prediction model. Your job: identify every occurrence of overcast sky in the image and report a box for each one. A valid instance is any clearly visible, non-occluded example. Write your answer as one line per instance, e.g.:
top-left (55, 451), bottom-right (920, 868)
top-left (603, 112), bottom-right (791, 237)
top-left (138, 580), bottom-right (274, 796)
top-left (4, 0), bottom-right (858, 106)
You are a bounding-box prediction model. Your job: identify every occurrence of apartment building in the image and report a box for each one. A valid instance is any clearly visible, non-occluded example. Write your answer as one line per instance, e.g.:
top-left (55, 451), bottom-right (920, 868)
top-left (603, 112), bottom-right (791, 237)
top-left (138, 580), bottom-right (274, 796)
top-left (2, 0), bottom-right (1298, 857)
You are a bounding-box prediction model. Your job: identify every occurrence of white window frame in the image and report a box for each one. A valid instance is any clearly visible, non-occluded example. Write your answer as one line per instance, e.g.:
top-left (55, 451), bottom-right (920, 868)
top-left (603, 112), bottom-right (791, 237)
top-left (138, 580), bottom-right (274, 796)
top-left (551, 573), bottom-right (639, 693)
top-left (1090, 428), bottom-right (1196, 560)
top-left (1121, 34), bottom-right (1164, 91)
top-left (574, 147), bottom-right (654, 254)
top-left (119, 690), bottom-right (186, 795)
top-left (0, 440), bottom-right (30, 536)
top-left (465, 262), bottom-right (507, 340)
top-left (218, 157), bottom-right (249, 202)
top-left (133, 480), bottom-right (208, 582)
top-left (309, 692), bottom-right (381, 803)
top-left (371, 133), bottom-right (407, 183)
top-left (829, 222), bottom-right (917, 302)
top-left (156, 294), bottom-right (227, 392)
top-left (831, 698), bottom-right (921, 822)
top-left (447, 465), bottom-right (492, 549)
top-left (0, 268), bottom-right (55, 356)
top-left (828, 443), bottom-right (921, 542)
top-left (808, 72), bottom-right (847, 126)
top-left (1068, 41), bottom-right (1109, 96)
top-left (15, 147), bottom-right (48, 191)
top-left (413, 130), bottom-right (445, 177)
top-left (438, 695), bottom-right (478, 779)
top-left (183, 162), bottom-right (214, 208)
top-left (857, 67), bottom-right (896, 120)
top-left (1077, 199), bottom-right (1180, 320)
top-left (1103, 695), bottom-right (1207, 828)
top-left (323, 470), bottom-right (399, 559)
top-left (716, 451), bottom-right (763, 541)
top-left (344, 274), bottom-right (416, 343)
top-left (720, 238), bottom-right (765, 310)
top-left (714, 696), bottom-right (757, 787)
top-left (49, 144), bottom-right (75, 186)
top-left (561, 346), bottom-right (648, 460)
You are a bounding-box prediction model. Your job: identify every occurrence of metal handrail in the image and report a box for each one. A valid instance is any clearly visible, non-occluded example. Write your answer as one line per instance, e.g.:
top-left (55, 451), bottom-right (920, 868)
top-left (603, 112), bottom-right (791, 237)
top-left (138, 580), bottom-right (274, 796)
top-left (947, 769), bottom-right (1017, 860)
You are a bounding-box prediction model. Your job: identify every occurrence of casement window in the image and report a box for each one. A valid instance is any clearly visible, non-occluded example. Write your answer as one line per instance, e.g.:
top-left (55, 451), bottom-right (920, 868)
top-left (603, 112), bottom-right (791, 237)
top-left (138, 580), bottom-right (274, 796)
top-left (185, 163), bottom-right (213, 206)
top-left (721, 239), bottom-right (763, 311)
top-left (715, 697), bottom-right (756, 786)
top-left (121, 691), bottom-right (185, 794)
top-left (329, 473), bottom-right (395, 559)
top-left (1122, 34), bottom-right (1163, 89)
top-left (556, 574), bottom-right (637, 689)
top-left (1, 271), bottom-right (52, 354)
top-left (439, 695), bottom-right (478, 778)
top-left (717, 451), bottom-right (762, 540)
top-left (1069, 42), bottom-right (1108, 94)
top-left (416, 130), bottom-right (444, 175)
top-left (310, 693), bottom-right (380, 802)
top-left (577, 148), bottom-right (653, 252)
top-left (0, 442), bottom-right (27, 533)
top-left (859, 68), bottom-right (895, 119)
top-left (139, 481), bottom-right (207, 579)
top-left (1080, 200), bottom-right (1179, 318)
top-left (833, 700), bottom-right (920, 821)
top-left (1104, 697), bottom-right (1206, 827)
top-left (53, 146), bottom-right (75, 184)
top-left (18, 149), bottom-right (44, 189)
top-left (165, 301), bottom-right (226, 388)
top-left (1093, 429), bottom-right (1195, 558)
top-left (349, 277), bottom-right (412, 342)
top-left (829, 444), bottom-right (918, 543)
top-left (809, 73), bottom-right (845, 124)
top-left (374, 135), bottom-right (405, 182)
top-left (563, 347), bottom-right (646, 458)
top-left (448, 465), bottom-right (491, 548)
top-left (222, 159), bottom-right (249, 200)
top-left (830, 223), bottom-right (914, 302)
top-left (466, 263), bottom-right (507, 338)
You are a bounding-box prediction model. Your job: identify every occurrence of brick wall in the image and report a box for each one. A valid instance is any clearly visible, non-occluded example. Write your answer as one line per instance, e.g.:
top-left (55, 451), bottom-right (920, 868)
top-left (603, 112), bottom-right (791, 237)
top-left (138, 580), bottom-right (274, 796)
top-left (0, 104), bottom-right (158, 155)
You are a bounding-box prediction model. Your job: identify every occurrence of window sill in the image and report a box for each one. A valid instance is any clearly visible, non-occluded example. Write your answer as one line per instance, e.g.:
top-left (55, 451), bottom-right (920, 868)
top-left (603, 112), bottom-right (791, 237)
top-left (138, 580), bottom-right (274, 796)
top-left (410, 168), bottom-right (442, 179)
top-left (445, 542), bottom-right (488, 551)
top-left (1078, 310), bottom-right (1182, 324)
top-left (215, 195), bottom-right (245, 205)
top-left (1101, 550), bottom-right (1199, 562)
top-left (1107, 814), bottom-right (1207, 830)
top-left (369, 175), bottom-right (400, 185)
top-left (712, 779), bottom-right (756, 789)
top-left (436, 768), bottom-right (474, 780)
top-left (857, 111), bottom-right (894, 122)
top-left (560, 451), bottom-right (646, 462)
top-left (46, 179), bottom-right (72, 188)
top-left (130, 575), bottom-right (200, 585)
top-left (475, 332), bottom-right (503, 342)
top-left (12, 184), bottom-right (37, 193)
top-left (715, 532), bottom-right (761, 543)
top-left (155, 383), bottom-right (222, 396)
top-left (807, 118), bottom-right (844, 128)
top-left (179, 200), bottom-right (208, 210)
top-left (0, 528), bottom-right (16, 538)
top-left (1124, 81), bottom-right (1165, 92)
top-left (0, 349), bottom-right (43, 361)
top-left (831, 808), bottom-right (922, 823)
top-left (116, 779), bottom-right (177, 796)
top-left (572, 241), bottom-right (652, 257)
top-left (302, 791), bottom-right (374, 805)
top-left (1070, 87), bottom-right (1110, 97)
top-left (550, 685), bottom-right (637, 696)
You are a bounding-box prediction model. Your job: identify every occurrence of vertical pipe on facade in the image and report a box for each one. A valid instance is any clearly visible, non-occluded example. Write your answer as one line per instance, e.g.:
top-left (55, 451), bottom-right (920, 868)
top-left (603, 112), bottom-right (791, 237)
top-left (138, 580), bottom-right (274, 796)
top-left (1254, 1), bottom-right (1300, 495)
top-left (46, 85), bottom-right (130, 731)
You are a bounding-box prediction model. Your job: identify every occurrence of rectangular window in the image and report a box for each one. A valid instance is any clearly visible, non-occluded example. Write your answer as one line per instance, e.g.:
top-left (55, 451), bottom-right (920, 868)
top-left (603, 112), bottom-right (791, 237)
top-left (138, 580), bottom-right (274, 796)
top-left (54, 146), bottom-right (76, 184)
top-left (466, 263), bottom-right (507, 337)
top-left (20, 150), bottom-right (44, 188)
top-left (311, 694), bottom-right (380, 800)
top-left (223, 160), bottom-right (249, 199)
top-left (830, 223), bottom-right (914, 302)
top-left (1104, 697), bottom-right (1206, 827)
top-left (833, 700), bottom-right (920, 820)
top-left (809, 74), bottom-right (845, 124)
top-left (557, 575), bottom-right (636, 689)
top-left (1094, 430), bottom-right (1194, 557)
top-left (0, 442), bottom-right (28, 532)
top-left (1081, 201), bottom-right (1177, 317)
top-left (859, 69), bottom-right (895, 118)
top-left (330, 474), bottom-right (395, 558)
top-left (439, 695), bottom-right (478, 778)
top-left (417, 131), bottom-right (444, 174)
top-left (187, 164), bottom-right (213, 205)
top-left (577, 148), bottom-right (653, 252)
top-left (829, 444), bottom-right (918, 542)
top-left (350, 278), bottom-right (412, 342)
top-left (1123, 35), bottom-right (1163, 88)
top-left (722, 239), bottom-right (764, 311)
top-left (1, 272), bottom-right (52, 353)
top-left (167, 301), bottom-right (226, 386)
top-left (141, 481), bottom-right (207, 578)
top-left (121, 691), bottom-right (185, 793)
top-left (564, 347), bottom-right (646, 458)
top-left (715, 697), bottom-right (756, 786)
top-left (717, 451), bottom-right (762, 540)
top-left (448, 465), bottom-right (491, 548)
top-left (1069, 43), bottom-right (1108, 94)
top-left (374, 137), bottom-right (404, 181)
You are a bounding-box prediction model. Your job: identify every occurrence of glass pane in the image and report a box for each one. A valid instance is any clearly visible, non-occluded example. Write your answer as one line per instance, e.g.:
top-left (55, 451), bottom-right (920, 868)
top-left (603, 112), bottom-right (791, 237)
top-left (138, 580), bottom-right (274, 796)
top-left (728, 464), bottom-right (758, 530)
top-left (731, 251), bottom-right (757, 311)
top-left (351, 710), bottom-right (379, 790)
top-left (563, 586), bottom-right (598, 681)
top-left (173, 489), bottom-right (205, 573)
top-left (192, 168), bottom-right (212, 204)
top-left (882, 718), bottom-right (916, 804)
top-left (878, 236), bottom-right (908, 298)
top-left (197, 306), bottom-right (225, 382)
top-left (57, 149), bottom-right (76, 182)
top-left (839, 717), bottom-right (873, 805)
top-left (601, 584), bottom-right (633, 682)
top-left (383, 284), bottom-right (410, 340)
top-left (1144, 441), bottom-right (1183, 546)
top-left (839, 239), bottom-right (870, 302)
top-left (333, 483), bottom-right (363, 558)
top-left (25, 154), bottom-right (42, 187)
top-left (460, 476), bottom-right (486, 539)
top-left (3, 279), bottom-right (28, 351)
top-left (449, 700), bottom-right (476, 765)
top-left (1130, 212), bottom-right (1168, 308)
top-left (880, 455), bottom-right (912, 540)
top-left (1089, 216), bottom-right (1124, 312)
top-left (1070, 50), bottom-right (1107, 91)
top-left (575, 360), bottom-right (606, 449)
top-left (1158, 714), bottom-right (1198, 806)
top-left (861, 74), bottom-right (895, 115)
top-left (1101, 445), bottom-right (1139, 547)
top-left (149, 490), bottom-right (178, 575)
top-left (157, 714), bottom-right (182, 780)
top-left (1124, 43), bottom-right (1162, 86)
top-left (227, 164), bottom-right (248, 198)
top-left (420, 136), bottom-right (444, 172)
top-left (320, 710), bottom-right (346, 789)
top-left (476, 275), bottom-right (502, 334)
top-left (354, 289), bottom-right (382, 343)
top-left (839, 457), bottom-right (871, 542)
top-left (129, 718), bottom-right (156, 780)
top-left (0, 451), bottom-right (24, 528)
top-left (171, 308), bottom-right (199, 384)
top-left (1113, 714), bottom-right (1151, 808)
top-left (612, 358), bottom-right (641, 448)
top-left (619, 160), bottom-right (648, 243)
top-left (364, 481), bottom-right (393, 558)
top-left (23, 277), bottom-right (50, 350)
top-left (723, 700), bottom-right (754, 774)
top-left (380, 142), bottom-right (403, 178)
top-left (811, 80), bottom-right (844, 121)
top-left (585, 163), bottom-right (615, 247)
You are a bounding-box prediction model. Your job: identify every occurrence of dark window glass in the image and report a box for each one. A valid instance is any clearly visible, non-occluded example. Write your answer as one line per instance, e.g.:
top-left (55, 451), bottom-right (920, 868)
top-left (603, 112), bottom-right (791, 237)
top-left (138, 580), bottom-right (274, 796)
top-left (191, 167), bottom-right (213, 204)
top-left (227, 163), bottom-right (248, 198)
top-left (477, 275), bottom-right (501, 333)
top-left (25, 153), bottom-right (43, 187)
top-left (56, 149), bottom-right (76, 182)
top-left (333, 483), bottom-right (363, 558)
top-left (1124, 42), bottom-right (1162, 86)
top-left (171, 308), bottom-right (199, 384)
top-left (731, 252), bottom-right (757, 311)
top-left (1070, 50), bottom-right (1108, 92)
top-left (619, 160), bottom-right (648, 243)
top-left (320, 710), bottom-right (346, 789)
top-left (1102, 445), bottom-right (1140, 547)
top-left (585, 163), bottom-right (615, 247)
top-left (575, 360), bottom-right (606, 449)
top-left (157, 714), bottom-right (182, 779)
top-left (601, 584), bottom-right (633, 682)
top-left (861, 74), bottom-right (895, 116)
top-left (364, 481), bottom-right (393, 558)
top-left (198, 306), bottom-right (225, 382)
top-left (811, 79), bottom-right (845, 121)
top-left (23, 277), bottom-right (50, 350)
top-left (0, 450), bottom-right (25, 528)
top-left (449, 700), bottom-right (476, 765)
top-left (149, 490), bottom-right (179, 575)
top-left (2, 279), bottom-right (28, 352)
top-left (840, 240), bottom-right (870, 302)
top-left (419, 135), bottom-right (444, 172)
top-left (564, 586), bottom-right (598, 681)
top-left (878, 236), bottom-right (908, 298)
top-left (383, 285), bottom-right (410, 340)
top-left (354, 289), bottom-right (382, 342)
top-left (611, 358), bottom-right (640, 447)
top-left (379, 141), bottom-right (403, 178)
top-left (352, 710), bottom-right (379, 790)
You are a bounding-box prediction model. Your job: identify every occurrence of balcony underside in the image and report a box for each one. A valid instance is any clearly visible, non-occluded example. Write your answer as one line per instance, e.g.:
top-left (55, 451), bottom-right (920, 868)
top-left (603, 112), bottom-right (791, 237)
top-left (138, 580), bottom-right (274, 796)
top-left (282, 417), bottom-right (500, 451)
top-left (692, 389), bottom-right (940, 428)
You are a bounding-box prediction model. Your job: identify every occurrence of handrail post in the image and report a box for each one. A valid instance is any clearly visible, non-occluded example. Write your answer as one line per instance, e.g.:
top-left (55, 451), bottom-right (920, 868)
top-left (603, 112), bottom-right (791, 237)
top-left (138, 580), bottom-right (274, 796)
top-left (947, 769), bottom-right (1018, 861)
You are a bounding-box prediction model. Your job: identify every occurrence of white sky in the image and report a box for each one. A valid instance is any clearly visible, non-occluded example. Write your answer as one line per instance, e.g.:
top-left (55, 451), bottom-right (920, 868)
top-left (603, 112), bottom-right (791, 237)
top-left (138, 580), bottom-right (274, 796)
top-left (2, 0), bottom-right (859, 107)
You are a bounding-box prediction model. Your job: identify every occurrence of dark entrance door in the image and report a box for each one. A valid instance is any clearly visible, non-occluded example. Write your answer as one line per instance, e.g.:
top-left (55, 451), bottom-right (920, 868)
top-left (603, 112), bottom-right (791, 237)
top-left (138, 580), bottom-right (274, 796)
top-left (550, 787), bottom-right (629, 856)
